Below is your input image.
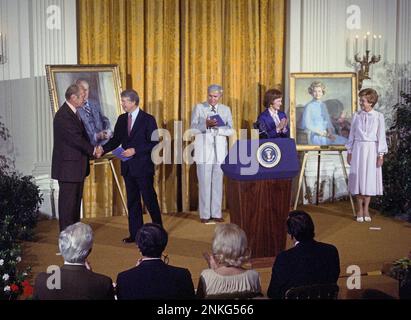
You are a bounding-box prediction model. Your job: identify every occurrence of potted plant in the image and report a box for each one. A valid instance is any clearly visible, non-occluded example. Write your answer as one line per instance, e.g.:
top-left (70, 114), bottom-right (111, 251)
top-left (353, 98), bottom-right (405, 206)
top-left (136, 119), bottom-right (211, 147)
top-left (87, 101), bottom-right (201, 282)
top-left (390, 253), bottom-right (411, 299)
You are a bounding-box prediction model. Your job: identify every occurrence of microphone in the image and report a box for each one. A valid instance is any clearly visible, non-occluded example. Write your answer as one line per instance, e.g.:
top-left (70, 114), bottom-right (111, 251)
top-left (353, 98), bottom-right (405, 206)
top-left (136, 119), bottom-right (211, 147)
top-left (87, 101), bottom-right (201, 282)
top-left (253, 121), bottom-right (268, 139)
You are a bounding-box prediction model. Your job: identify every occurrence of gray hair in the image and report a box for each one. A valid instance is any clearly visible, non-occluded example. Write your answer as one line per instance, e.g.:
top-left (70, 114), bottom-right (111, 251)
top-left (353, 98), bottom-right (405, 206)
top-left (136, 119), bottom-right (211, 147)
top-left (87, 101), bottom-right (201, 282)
top-left (212, 223), bottom-right (250, 267)
top-left (59, 222), bottom-right (93, 263)
top-left (208, 84), bottom-right (223, 94)
top-left (65, 84), bottom-right (82, 100)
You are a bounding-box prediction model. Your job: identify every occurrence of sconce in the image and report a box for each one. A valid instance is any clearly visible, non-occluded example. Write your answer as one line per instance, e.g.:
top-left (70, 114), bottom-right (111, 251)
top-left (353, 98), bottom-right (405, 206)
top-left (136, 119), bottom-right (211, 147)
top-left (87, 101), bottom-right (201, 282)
top-left (352, 32), bottom-right (382, 91)
top-left (0, 32), bottom-right (6, 64)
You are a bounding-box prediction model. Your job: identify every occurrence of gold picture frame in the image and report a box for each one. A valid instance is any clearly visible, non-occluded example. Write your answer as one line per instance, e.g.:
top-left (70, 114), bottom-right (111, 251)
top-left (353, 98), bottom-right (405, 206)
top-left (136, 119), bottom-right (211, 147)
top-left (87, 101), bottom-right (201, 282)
top-left (289, 72), bottom-right (357, 151)
top-left (45, 64), bottom-right (123, 129)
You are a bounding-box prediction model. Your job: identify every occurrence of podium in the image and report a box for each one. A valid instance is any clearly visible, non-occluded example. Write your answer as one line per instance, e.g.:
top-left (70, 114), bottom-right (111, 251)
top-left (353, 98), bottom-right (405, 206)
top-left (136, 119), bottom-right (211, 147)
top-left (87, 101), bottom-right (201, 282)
top-left (221, 138), bottom-right (299, 267)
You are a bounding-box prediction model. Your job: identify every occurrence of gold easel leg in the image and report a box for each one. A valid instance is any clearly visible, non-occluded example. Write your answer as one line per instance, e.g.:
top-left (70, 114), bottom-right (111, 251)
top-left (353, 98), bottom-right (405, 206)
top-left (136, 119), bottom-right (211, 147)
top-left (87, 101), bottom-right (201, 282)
top-left (316, 151), bottom-right (321, 205)
top-left (339, 151), bottom-right (356, 217)
top-left (294, 151), bottom-right (309, 210)
top-left (109, 159), bottom-right (129, 216)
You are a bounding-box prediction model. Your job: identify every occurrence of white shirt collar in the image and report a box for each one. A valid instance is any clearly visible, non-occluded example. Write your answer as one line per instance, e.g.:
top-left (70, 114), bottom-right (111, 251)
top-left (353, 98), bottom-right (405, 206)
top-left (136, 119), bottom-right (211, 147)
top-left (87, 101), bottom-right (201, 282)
top-left (129, 107), bottom-right (140, 118)
top-left (66, 100), bottom-right (78, 114)
top-left (268, 108), bottom-right (279, 116)
top-left (209, 104), bottom-right (218, 112)
top-left (361, 109), bottom-right (375, 115)
top-left (64, 261), bottom-right (86, 266)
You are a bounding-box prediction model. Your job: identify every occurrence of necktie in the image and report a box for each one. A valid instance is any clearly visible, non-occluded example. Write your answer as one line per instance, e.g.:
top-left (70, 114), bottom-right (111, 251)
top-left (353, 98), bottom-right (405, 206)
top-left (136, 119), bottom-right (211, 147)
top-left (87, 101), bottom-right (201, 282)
top-left (76, 111), bottom-right (82, 122)
top-left (211, 106), bottom-right (216, 113)
top-left (128, 113), bottom-right (132, 136)
top-left (84, 102), bottom-right (91, 117)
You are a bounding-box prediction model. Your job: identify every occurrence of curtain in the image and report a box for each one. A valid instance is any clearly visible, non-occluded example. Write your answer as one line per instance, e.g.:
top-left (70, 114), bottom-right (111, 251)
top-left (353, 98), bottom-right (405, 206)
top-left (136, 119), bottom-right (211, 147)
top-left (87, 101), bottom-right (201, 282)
top-left (78, 0), bottom-right (285, 217)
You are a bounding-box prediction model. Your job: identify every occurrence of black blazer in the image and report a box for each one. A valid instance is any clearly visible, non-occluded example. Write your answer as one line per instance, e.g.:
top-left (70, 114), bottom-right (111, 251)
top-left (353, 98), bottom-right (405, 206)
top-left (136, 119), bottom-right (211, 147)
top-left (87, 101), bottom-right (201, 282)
top-left (33, 265), bottom-right (114, 300)
top-left (116, 259), bottom-right (195, 300)
top-left (103, 110), bottom-right (159, 177)
top-left (51, 103), bottom-right (94, 182)
top-left (267, 240), bottom-right (340, 299)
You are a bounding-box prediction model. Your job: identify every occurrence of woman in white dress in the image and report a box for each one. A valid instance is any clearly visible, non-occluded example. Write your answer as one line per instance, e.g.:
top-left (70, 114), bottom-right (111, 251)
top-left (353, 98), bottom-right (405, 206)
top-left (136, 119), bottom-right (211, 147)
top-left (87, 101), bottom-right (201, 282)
top-left (346, 88), bottom-right (388, 222)
top-left (196, 223), bottom-right (262, 299)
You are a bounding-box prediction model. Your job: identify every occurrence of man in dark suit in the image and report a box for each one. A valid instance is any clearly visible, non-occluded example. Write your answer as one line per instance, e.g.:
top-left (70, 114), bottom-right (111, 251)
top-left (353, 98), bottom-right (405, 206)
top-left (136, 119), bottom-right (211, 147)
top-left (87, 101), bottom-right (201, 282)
top-left (76, 79), bottom-right (112, 146)
top-left (267, 210), bottom-right (340, 299)
top-left (51, 84), bottom-right (98, 232)
top-left (116, 223), bottom-right (195, 299)
top-left (33, 222), bottom-right (114, 300)
top-left (100, 89), bottom-right (162, 243)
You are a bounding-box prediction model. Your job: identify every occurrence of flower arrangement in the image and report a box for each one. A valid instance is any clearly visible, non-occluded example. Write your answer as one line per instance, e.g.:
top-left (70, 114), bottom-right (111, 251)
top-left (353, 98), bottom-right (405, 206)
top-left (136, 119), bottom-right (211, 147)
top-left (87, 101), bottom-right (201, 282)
top-left (0, 244), bottom-right (33, 300)
top-left (0, 118), bottom-right (41, 300)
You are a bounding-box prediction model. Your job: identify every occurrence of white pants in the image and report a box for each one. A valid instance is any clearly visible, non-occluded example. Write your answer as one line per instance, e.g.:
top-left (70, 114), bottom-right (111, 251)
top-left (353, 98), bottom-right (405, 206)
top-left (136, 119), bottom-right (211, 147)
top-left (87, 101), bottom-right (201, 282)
top-left (196, 163), bottom-right (223, 219)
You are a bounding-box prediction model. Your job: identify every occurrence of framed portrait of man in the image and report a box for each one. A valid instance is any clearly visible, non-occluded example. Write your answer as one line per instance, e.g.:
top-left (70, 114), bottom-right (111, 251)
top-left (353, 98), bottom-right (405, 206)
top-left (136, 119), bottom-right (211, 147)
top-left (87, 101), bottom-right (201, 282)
top-left (45, 64), bottom-right (123, 146)
top-left (289, 72), bottom-right (358, 151)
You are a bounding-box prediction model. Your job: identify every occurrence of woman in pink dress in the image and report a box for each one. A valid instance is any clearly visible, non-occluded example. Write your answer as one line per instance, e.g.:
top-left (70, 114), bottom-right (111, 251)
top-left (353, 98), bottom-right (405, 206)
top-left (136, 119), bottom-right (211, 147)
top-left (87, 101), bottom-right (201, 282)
top-left (346, 88), bottom-right (388, 222)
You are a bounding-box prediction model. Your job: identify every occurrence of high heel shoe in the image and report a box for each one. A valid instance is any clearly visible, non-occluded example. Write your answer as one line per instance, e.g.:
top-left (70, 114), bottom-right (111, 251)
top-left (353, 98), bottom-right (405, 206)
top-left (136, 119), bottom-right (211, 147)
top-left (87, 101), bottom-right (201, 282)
top-left (356, 216), bottom-right (364, 222)
top-left (364, 216), bottom-right (372, 222)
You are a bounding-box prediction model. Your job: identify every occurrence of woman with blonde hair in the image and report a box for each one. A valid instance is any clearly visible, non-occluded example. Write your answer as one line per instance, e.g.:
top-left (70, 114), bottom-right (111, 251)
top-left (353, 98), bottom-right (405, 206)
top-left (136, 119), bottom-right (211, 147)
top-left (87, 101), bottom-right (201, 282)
top-left (346, 88), bottom-right (387, 222)
top-left (300, 81), bottom-right (347, 145)
top-left (196, 223), bottom-right (262, 299)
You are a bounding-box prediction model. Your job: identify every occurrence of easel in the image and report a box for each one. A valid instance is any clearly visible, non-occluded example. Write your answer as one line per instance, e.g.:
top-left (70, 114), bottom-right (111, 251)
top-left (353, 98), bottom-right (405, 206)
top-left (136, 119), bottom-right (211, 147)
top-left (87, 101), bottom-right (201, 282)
top-left (293, 150), bottom-right (356, 216)
top-left (90, 154), bottom-right (128, 216)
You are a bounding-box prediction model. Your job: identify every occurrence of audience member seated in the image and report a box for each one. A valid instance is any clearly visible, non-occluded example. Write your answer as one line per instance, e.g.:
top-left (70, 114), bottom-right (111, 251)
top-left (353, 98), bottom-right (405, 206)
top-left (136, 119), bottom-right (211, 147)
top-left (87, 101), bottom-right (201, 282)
top-left (196, 223), bottom-right (262, 299)
top-left (116, 223), bottom-right (195, 299)
top-left (33, 222), bottom-right (114, 300)
top-left (267, 210), bottom-right (340, 299)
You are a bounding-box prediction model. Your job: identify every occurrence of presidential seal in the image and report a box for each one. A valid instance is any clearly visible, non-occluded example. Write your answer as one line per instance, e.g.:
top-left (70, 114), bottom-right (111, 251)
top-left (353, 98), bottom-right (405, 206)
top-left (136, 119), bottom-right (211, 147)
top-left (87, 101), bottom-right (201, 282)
top-left (257, 142), bottom-right (281, 168)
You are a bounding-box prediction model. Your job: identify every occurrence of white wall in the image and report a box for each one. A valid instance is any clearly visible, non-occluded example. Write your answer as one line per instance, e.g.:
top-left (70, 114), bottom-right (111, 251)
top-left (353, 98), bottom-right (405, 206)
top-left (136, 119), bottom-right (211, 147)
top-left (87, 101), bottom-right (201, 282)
top-left (0, 0), bottom-right (77, 216)
top-left (286, 0), bottom-right (411, 204)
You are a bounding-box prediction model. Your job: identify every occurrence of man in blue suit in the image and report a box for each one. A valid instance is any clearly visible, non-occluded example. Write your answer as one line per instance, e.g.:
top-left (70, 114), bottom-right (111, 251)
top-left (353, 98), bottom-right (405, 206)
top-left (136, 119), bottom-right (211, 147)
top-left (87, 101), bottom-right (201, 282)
top-left (100, 89), bottom-right (162, 243)
top-left (76, 79), bottom-right (112, 146)
top-left (256, 89), bottom-right (289, 139)
top-left (116, 223), bottom-right (195, 299)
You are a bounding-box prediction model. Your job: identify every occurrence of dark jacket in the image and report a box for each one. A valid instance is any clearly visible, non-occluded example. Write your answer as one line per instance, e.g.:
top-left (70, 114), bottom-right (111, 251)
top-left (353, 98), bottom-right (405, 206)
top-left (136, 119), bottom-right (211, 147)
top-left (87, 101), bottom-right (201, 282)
top-left (103, 110), bottom-right (159, 177)
top-left (116, 259), bottom-right (195, 300)
top-left (51, 103), bottom-right (94, 182)
top-left (33, 265), bottom-right (114, 300)
top-left (267, 239), bottom-right (340, 299)
top-left (257, 109), bottom-right (290, 139)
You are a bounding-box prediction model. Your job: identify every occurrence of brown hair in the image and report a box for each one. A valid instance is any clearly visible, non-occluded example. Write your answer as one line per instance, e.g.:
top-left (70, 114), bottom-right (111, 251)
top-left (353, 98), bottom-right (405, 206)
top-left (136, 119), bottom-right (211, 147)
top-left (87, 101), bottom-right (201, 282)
top-left (263, 89), bottom-right (283, 108)
top-left (359, 88), bottom-right (379, 108)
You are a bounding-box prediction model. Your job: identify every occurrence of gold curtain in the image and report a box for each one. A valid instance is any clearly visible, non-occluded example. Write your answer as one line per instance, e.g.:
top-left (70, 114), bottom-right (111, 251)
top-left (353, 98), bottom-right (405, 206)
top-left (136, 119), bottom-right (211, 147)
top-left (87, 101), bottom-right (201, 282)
top-left (78, 0), bottom-right (285, 217)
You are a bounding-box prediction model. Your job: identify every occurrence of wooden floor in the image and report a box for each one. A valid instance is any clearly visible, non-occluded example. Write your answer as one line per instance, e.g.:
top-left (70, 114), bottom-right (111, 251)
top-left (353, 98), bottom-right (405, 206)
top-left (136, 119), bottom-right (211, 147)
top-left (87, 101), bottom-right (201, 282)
top-left (22, 201), bottom-right (411, 299)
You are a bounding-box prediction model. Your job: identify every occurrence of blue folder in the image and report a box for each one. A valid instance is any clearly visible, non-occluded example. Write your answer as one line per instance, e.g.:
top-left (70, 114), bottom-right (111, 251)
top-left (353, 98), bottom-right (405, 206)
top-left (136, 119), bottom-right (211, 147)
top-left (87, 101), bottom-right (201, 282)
top-left (112, 146), bottom-right (132, 162)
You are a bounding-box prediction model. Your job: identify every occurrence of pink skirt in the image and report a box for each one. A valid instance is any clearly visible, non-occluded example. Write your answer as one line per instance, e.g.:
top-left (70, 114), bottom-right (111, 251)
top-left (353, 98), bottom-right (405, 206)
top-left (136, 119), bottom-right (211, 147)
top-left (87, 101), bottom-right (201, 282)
top-left (348, 141), bottom-right (383, 196)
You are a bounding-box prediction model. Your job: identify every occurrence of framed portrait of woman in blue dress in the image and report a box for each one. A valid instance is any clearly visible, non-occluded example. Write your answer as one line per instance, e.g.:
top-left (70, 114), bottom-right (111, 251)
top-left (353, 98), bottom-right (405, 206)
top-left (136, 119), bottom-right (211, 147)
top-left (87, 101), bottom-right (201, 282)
top-left (289, 72), bottom-right (357, 151)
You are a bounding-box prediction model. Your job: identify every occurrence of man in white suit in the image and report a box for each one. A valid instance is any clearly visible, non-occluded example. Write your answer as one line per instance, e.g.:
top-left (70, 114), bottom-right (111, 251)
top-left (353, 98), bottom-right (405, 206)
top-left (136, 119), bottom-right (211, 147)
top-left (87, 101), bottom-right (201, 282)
top-left (191, 85), bottom-right (234, 223)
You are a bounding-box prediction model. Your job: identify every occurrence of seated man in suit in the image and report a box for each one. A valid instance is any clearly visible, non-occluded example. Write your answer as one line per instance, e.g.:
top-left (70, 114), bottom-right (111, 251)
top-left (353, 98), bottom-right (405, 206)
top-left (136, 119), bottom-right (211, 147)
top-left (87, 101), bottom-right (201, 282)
top-left (33, 222), bottom-right (114, 300)
top-left (267, 210), bottom-right (340, 299)
top-left (116, 223), bottom-right (195, 300)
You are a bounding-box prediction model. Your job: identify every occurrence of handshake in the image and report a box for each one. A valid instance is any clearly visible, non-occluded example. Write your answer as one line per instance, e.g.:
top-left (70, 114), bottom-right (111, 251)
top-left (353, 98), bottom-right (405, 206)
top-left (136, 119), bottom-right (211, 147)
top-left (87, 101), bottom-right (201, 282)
top-left (93, 145), bottom-right (104, 159)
